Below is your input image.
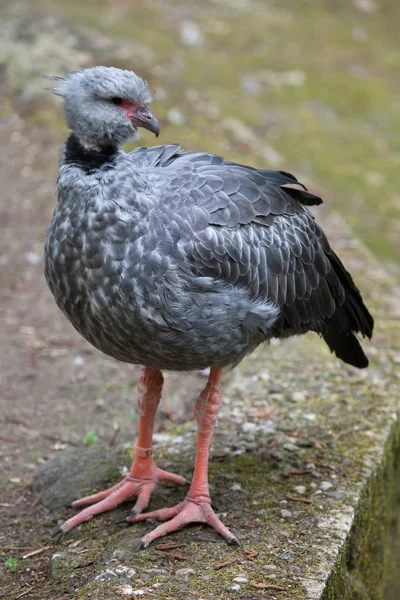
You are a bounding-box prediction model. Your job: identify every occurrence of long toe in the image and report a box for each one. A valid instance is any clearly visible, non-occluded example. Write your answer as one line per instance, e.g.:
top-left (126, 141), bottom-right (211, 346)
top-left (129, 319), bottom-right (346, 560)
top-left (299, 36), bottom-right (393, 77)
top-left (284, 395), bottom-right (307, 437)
top-left (71, 479), bottom-right (126, 509)
top-left (156, 468), bottom-right (188, 486)
top-left (58, 479), bottom-right (140, 533)
top-left (135, 499), bottom-right (238, 548)
top-left (54, 463), bottom-right (188, 534)
top-left (126, 502), bottom-right (185, 524)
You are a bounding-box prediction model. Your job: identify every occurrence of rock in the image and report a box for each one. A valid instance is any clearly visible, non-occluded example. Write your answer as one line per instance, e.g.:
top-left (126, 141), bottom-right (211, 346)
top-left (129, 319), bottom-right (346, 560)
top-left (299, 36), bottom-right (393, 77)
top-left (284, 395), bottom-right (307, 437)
top-left (180, 21), bottom-right (204, 46)
top-left (72, 354), bottom-right (85, 366)
top-left (294, 485), bottom-right (306, 495)
top-left (24, 251), bottom-right (41, 265)
top-left (242, 421), bottom-right (257, 433)
top-left (281, 509), bottom-right (292, 519)
top-left (326, 491), bottom-right (345, 500)
top-left (291, 391), bottom-right (306, 402)
top-left (167, 107), bottom-right (185, 126)
top-left (283, 443), bottom-right (297, 451)
top-left (321, 481), bottom-right (334, 491)
top-left (32, 448), bottom-right (119, 509)
top-left (175, 568), bottom-right (195, 576)
top-left (233, 576), bottom-right (248, 583)
top-left (51, 552), bottom-right (73, 579)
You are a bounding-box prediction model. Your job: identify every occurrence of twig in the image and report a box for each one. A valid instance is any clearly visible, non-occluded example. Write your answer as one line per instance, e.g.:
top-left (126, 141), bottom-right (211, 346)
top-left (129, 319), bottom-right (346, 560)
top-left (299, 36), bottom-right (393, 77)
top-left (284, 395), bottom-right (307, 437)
top-left (21, 546), bottom-right (50, 559)
top-left (282, 469), bottom-right (312, 478)
top-left (245, 550), bottom-right (259, 560)
top-left (309, 438), bottom-right (328, 449)
top-left (0, 435), bottom-right (22, 443)
top-left (74, 560), bottom-right (95, 569)
top-left (214, 558), bottom-right (240, 570)
top-left (155, 542), bottom-right (186, 551)
top-left (5, 416), bottom-right (31, 428)
top-left (267, 435), bottom-right (279, 449)
top-left (321, 464), bottom-right (337, 472)
top-left (0, 503), bottom-right (13, 507)
top-left (14, 588), bottom-right (35, 600)
top-left (286, 495), bottom-right (313, 504)
top-left (253, 405), bottom-right (276, 419)
top-left (1, 546), bottom-right (36, 551)
top-left (154, 551), bottom-right (186, 561)
top-left (109, 422), bottom-right (120, 448)
top-left (250, 583), bottom-right (285, 591)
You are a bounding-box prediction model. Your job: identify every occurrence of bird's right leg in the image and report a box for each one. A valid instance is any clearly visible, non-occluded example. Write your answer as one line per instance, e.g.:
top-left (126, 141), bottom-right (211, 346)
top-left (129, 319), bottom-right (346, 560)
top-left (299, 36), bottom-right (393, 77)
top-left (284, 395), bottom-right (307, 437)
top-left (52, 367), bottom-right (187, 536)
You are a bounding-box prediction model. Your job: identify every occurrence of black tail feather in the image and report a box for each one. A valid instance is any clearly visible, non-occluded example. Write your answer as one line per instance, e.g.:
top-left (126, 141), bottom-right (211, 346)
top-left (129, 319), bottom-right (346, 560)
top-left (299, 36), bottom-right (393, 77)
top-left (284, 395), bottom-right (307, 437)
top-left (322, 327), bottom-right (369, 368)
top-left (323, 251), bottom-right (374, 369)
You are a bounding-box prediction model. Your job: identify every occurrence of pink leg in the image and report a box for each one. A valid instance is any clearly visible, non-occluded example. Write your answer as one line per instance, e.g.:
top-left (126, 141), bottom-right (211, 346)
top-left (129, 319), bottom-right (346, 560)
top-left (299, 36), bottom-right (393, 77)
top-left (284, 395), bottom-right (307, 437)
top-left (52, 367), bottom-right (187, 536)
top-left (126, 368), bottom-right (240, 549)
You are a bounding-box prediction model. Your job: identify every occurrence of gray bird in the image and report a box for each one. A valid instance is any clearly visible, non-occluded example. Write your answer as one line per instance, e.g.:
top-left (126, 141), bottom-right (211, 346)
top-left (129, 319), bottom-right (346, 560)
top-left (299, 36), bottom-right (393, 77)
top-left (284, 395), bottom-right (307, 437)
top-left (44, 66), bottom-right (373, 548)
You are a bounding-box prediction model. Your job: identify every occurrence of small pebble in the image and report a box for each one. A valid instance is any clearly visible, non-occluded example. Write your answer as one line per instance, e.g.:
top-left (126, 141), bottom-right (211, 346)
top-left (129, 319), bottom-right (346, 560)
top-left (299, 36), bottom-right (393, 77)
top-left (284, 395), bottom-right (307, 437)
top-left (291, 391), bottom-right (306, 402)
top-left (24, 251), bottom-right (41, 265)
top-left (242, 422), bottom-right (257, 433)
top-left (321, 481), bottom-right (333, 491)
top-left (73, 355), bottom-right (85, 367)
top-left (231, 584), bottom-right (241, 591)
top-left (303, 412), bottom-right (317, 421)
top-left (175, 568), bottom-right (195, 576)
top-left (283, 443), bottom-right (297, 451)
top-left (180, 20), bottom-right (204, 46)
top-left (115, 565), bottom-right (136, 577)
top-left (294, 485), bottom-right (306, 495)
top-left (121, 585), bottom-right (134, 596)
top-left (281, 509), bottom-right (292, 518)
top-left (167, 108), bottom-right (185, 126)
top-left (233, 576), bottom-right (248, 583)
top-left (326, 491), bottom-right (345, 500)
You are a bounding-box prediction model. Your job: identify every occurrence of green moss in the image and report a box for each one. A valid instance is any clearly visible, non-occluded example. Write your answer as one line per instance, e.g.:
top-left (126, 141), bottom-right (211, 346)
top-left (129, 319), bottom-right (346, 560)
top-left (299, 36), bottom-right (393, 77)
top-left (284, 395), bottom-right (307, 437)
top-left (322, 421), bottom-right (400, 600)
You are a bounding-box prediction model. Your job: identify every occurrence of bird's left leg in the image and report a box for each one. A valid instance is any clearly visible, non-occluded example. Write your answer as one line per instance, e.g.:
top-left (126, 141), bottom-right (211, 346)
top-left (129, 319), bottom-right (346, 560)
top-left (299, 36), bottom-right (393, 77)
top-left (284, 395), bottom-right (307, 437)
top-left (126, 367), bottom-right (239, 548)
top-left (52, 367), bottom-right (187, 536)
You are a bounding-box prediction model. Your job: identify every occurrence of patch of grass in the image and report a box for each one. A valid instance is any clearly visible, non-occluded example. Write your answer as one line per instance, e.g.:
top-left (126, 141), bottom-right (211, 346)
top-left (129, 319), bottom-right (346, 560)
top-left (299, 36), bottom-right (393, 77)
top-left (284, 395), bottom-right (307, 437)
top-left (4, 556), bottom-right (19, 573)
top-left (84, 431), bottom-right (99, 446)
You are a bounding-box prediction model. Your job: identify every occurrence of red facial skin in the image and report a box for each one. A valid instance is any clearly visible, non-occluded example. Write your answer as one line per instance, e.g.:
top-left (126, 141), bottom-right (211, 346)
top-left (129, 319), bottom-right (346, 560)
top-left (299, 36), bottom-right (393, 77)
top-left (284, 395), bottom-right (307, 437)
top-left (120, 101), bottom-right (160, 136)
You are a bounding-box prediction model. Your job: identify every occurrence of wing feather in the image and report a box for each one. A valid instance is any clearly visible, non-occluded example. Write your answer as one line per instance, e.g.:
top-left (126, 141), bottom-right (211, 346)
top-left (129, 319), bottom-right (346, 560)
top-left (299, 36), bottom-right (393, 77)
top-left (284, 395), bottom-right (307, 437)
top-left (151, 148), bottom-right (353, 334)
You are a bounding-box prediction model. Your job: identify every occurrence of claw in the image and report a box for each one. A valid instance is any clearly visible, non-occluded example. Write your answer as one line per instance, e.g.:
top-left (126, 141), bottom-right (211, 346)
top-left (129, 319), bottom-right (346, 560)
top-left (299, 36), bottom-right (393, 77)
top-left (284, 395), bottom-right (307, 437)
top-left (51, 526), bottom-right (64, 538)
top-left (136, 540), bottom-right (146, 552)
top-left (115, 518), bottom-right (129, 525)
top-left (129, 509), bottom-right (137, 518)
top-left (229, 536), bottom-right (241, 547)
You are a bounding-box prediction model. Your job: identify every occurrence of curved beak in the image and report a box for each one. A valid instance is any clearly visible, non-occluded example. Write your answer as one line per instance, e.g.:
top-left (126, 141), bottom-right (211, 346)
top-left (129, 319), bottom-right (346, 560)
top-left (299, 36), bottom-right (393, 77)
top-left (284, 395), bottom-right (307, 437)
top-left (128, 104), bottom-right (160, 137)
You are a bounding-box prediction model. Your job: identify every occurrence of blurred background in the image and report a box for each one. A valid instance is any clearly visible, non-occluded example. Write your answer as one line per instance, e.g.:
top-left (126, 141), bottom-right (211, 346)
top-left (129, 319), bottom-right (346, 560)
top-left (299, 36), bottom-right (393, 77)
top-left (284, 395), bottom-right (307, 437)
top-left (1, 0), bottom-right (400, 594)
top-left (1, 0), bottom-right (400, 276)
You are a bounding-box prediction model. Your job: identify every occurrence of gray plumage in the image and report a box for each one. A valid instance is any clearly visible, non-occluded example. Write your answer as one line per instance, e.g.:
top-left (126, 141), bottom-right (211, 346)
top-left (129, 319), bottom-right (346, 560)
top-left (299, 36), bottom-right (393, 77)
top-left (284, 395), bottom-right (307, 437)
top-left (44, 66), bottom-right (373, 373)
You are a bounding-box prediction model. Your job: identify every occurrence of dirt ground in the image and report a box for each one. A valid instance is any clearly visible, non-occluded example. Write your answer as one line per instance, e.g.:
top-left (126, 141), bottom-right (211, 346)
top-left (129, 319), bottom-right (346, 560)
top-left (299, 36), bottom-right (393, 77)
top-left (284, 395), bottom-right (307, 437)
top-left (0, 114), bottom-right (207, 597)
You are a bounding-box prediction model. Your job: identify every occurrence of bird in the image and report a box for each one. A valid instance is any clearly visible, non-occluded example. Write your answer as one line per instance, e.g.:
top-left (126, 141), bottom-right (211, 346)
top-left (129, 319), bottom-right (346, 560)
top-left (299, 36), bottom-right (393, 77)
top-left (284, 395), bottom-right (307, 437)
top-left (44, 66), bottom-right (373, 548)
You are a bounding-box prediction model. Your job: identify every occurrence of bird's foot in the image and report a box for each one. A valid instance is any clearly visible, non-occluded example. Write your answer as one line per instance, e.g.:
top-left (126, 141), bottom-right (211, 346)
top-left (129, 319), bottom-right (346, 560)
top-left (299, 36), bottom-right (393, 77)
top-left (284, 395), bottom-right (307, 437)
top-left (52, 465), bottom-right (187, 537)
top-left (125, 497), bottom-right (240, 548)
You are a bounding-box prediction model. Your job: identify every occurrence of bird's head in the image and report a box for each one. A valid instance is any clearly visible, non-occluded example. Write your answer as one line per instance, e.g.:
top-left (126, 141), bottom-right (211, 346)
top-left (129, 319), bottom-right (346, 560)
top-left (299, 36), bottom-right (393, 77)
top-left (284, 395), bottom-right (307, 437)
top-left (45, 66), bottom-right (160, 148)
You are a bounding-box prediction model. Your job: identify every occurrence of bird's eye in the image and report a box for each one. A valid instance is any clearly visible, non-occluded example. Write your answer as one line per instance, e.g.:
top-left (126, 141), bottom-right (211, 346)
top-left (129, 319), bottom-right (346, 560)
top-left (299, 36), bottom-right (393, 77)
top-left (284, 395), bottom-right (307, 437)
top-left (110, 97), bottom-right (124, 105)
